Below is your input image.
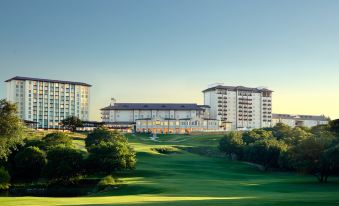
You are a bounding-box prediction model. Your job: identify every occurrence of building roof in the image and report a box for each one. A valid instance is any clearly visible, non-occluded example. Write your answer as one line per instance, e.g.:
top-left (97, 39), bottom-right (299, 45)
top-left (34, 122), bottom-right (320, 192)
top-left (5, 76), bottom-right (91, 87)
top-left (101, 103), bottom-right (204, 111)
top-left (272, 113), bottom-right (329, 121)
top-left (202, 85), bottom-right (272, 93)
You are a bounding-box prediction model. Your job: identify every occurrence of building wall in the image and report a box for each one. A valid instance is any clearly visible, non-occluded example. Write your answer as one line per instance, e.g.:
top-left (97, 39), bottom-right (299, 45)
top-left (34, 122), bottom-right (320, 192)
top-left (272, 118), bottom-right (329, 128)
top-left (102, 109), bottom-right (199, 122)
top-left (135, 118), bottom-right (219, 134)
top-left (6, 79), bottom-right (90, 129)
top-left (203, 87), bottom-right (272, 130)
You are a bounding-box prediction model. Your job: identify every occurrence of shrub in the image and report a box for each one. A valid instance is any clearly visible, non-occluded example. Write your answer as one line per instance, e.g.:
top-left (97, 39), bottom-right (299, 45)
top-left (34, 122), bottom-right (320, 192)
top-left (14, 146), bottom-right (47, 181)
top-left (0, 167), bottom-right (10, 190)
top-left (97, 175), bottom-right (118, 191)
top-left (151, 146), bottom-right (180, 154)
top-left (44, 145), bottom-right (84, 184)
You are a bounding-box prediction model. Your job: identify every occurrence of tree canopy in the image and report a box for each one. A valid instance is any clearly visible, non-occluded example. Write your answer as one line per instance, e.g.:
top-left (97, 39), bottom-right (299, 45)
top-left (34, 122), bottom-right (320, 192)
top-left (60, 116), bottom-right (83, 132)
top-left (0, 99), bottom-right (25, 160)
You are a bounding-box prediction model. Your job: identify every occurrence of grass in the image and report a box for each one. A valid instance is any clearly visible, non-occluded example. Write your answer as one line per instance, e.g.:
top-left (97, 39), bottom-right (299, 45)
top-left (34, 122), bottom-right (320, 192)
top-left (1, 133), bottom-right (339, 205)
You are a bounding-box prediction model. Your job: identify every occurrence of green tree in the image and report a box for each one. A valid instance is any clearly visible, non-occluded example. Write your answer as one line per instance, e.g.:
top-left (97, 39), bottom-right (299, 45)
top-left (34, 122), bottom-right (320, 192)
top-left (14, 146), bottom-right (47, 181)
top-left (60, 116), bottom-right (83, 132)
top-left (0, 99), bottom-right (25, 160)
top-left (244, 139), bottom-right (288, 170)
top-left (242, 129), bottom-right (273, 144)
top-left (87, 141), bottom-right (136, 174)
top-left (271, 123), bottom-right (292, 140)
top-left (287, 134), bottom-right (334, 182)
top-left (0, 167), bottom-right (10, 190)
top-left (44, 146), bottom-right (84, 184)
top-left (85, 127), bottom-right (126, 149)
top-left (282, 127), bottom-right (312, 145)
top-left (219, 132), bottom-right (244, 159)
top-left (42, 132), bottom-right (73, 149)
top-left (329, 119), bottom-right (339, 136)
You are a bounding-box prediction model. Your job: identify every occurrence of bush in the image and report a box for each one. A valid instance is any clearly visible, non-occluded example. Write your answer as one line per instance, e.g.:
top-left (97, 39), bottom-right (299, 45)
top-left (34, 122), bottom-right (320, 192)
top-left (85, 127), bottom-right (126, 149)
top-left (87, 141), bottom-right (136, 174)
top-left (44, 146), bottom-right (84, 184)
top-left (14, 146), bottom-right (47, 181)
top-left (42, 132), bottom-right (73, 149)
top-left (151, 146), bottom-right (180, 154)
top-left (97, 175), bottom-right (118, 191)
top-left (0, 167), bottom-right (10, 190)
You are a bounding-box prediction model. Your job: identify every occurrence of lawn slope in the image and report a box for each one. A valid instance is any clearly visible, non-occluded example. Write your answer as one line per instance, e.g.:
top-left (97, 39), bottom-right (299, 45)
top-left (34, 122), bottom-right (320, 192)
top-left (1, 134), bottom-right (339, 206)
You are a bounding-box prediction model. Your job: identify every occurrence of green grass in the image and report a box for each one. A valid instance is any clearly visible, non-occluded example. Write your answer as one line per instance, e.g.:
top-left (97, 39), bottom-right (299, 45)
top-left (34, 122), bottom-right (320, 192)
top-left (1, 133), bottom-right (339, 206)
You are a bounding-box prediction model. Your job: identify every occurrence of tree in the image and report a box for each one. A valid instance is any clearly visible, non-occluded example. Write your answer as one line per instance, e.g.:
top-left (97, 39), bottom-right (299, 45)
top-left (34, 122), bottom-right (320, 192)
top-left (85, 127), bottom-right (126, 149)
top-left (0, 167), bottom-right (10, 190)
top-left (282, 127), bottom-right (312, 145)
top-left (329, 119), bottom-right (339, 136)
top-left (60, 116), bottom-right (83, 132)
top-left (44, 146), bottom-right (84, 184)
top-left (287, 134), bottom-right (334, 182)
top-left (14, 146), bottom-right (47, 181)
top-left (271, 123), bottom-right (292, 140)
top-left (42, 132), bottom-right (73, 149)
top-left (242, 129), bottom-right (273, 144)
top-left (0, 99), bottom-right (25, 160)
top-left (219, 132), bottom-right (244, 159)
top-left (244, 139), bottom-right (287, 170)
top-left (87, 141), bottom-right (136, 174)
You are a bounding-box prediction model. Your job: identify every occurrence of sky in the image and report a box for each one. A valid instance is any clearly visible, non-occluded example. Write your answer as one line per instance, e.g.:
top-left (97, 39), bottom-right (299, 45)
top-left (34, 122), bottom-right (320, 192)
top-left (0, 0), bottom-right (339, 120)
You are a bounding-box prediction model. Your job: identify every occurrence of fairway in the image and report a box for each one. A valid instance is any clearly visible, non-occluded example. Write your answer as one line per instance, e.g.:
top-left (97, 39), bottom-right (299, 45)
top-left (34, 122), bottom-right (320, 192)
top-left (1, 134), bottom-right (339, 206)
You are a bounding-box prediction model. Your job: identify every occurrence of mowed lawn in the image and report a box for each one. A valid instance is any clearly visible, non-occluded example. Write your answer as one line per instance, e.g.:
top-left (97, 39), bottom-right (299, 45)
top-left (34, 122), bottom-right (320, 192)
top-left (1, 134), bottom-right (339, 206)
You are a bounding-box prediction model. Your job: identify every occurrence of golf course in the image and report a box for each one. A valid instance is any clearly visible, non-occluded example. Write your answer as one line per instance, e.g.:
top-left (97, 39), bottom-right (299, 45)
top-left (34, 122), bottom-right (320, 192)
top-left (1, 133), bottom-right (339, 206)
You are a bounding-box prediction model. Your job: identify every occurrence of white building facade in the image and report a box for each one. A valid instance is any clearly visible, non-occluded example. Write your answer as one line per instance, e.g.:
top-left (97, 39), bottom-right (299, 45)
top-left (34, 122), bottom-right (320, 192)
top-left (272, 114), bottom-right (329, 128)
top-left (5, 76), bottom-right (91, 129)
top-left (101, 101), bottom-right (219, 134)
top-left (203, 84), bottom-right (273, 130)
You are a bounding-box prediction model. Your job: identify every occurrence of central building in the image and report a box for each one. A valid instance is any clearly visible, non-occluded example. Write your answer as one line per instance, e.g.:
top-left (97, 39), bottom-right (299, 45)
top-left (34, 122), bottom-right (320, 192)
top-left (203, 84), bottom-right (273, 130)
top-left (101, 99), bottom-right (219, 134)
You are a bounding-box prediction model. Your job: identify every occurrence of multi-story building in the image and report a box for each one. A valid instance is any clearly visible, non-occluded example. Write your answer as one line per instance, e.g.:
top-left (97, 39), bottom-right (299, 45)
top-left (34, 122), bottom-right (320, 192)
top-left (203, 84), bottom-right (273, 130)
top-left (5, 76), bottom-right (91, 129)
top-left (272, 113), bottom-right (329, 128)
top-left (101, 99), bottom-right (219, 134)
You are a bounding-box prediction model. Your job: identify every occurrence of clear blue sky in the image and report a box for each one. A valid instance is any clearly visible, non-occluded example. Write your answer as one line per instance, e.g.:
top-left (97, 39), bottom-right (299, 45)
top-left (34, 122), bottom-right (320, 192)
top-left (1, 0), bottom-right (339, 120)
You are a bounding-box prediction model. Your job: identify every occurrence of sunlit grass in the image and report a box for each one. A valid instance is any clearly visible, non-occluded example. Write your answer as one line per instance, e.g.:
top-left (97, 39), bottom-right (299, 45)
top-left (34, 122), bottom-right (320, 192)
top-left (1, 133), bottom-right (339, 206)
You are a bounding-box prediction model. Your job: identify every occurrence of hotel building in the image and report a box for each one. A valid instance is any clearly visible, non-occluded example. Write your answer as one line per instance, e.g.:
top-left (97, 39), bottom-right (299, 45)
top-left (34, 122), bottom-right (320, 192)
top-left (5, 76), bottom-right (91, 129)
top-left (272, 114), bottom-right (329, 128)
top-left (203, 84), bottom-right (273, 130)
top-left (101, 99), bottom-right (219, 134)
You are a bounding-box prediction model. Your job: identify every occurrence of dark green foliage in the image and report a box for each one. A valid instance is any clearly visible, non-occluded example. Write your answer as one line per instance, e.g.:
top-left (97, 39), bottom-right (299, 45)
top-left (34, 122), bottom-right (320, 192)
top-left (97, 175), bottom-right (119, 191)
top-left (282, 127), bottom-right (312, 145)
top-left (0, 99), bottom-right (25, 160)
top-left (44, 146), bottom-right (85, 184)
top-left (14, 146), bottom-right (47, 181)
top-left (87, 141), bottom-right (136, 174)
top-left (42, 132), bottom-right (73, 149)
top-left (244, 139), bottom-right (287, 170)
top-left (151, 146), bottom-right (180, 154)
top-left (0, 167), bottom-right (10, 190)
top-left (271, 123), bottom-right (292, 140)
top-left (287, 134), bottom-right (335, 182)
top-left (85, 127), bottom-right (126, 149)
top-left (219, 132), bottom-right (244, 159)
top-left (329, 119), bottom-right (339, 136)
top-left (242, 129), bottom-right (273, 144)
top-left (61, 116), bottom-right (83, 132)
